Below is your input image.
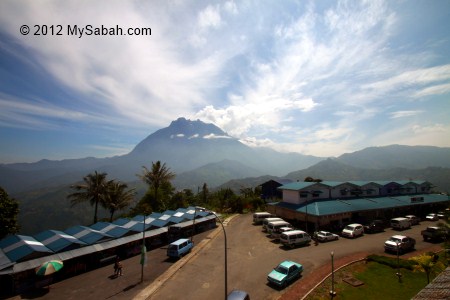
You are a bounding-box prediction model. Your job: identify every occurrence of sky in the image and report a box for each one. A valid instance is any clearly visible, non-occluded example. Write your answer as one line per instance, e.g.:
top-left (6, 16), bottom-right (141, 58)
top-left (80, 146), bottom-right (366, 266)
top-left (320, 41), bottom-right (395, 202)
top-left (0, 0), bottom-right (449, 164)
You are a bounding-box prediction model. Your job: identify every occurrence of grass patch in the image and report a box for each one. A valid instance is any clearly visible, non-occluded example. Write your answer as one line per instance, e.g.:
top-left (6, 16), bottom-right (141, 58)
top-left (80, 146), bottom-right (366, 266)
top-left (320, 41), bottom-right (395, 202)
top-left (305, 255), bottom-right (445, 300)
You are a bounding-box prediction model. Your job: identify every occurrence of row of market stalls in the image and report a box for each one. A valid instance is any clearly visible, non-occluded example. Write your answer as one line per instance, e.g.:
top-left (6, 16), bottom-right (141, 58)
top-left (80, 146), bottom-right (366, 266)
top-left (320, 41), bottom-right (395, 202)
top-left (0, 207), bottom-right (217, 296)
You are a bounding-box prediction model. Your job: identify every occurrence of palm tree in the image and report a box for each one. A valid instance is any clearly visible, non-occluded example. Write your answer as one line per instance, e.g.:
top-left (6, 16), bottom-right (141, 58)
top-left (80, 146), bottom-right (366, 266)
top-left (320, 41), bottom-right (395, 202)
top-left (68, 171), bottom-right (108, 224)
top-left (137, 161), bottom-right (175, 212)
top-left (410, 253), bottom-right (445, 283)
top-left (105, 180), bottom-right (136, 222)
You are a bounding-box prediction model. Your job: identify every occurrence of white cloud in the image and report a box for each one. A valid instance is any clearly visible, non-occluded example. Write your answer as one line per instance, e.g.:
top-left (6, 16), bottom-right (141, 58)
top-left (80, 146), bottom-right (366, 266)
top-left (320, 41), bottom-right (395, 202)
top-left (198, 5), bottom-right (222, 29)
top-left (390, 110), bottom-right (423, 119)
top-left (1, 0), bottom-right (450, 162)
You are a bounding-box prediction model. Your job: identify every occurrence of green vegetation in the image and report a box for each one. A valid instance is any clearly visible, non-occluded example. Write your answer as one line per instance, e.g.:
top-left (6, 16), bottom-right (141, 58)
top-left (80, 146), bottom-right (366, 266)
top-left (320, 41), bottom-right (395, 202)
top-left (63, 161), bottom-right (265, 227)
top-left (68, 171), bottom-right (136, 224)
top-left (0, 187), bottom-right (20, 239)
top-left (306, 253), bottom-right (448, 300)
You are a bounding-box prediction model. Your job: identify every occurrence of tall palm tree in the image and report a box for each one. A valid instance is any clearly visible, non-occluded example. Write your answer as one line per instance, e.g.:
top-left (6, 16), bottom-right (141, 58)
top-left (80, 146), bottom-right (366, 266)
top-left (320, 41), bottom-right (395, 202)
top-left (68, 171), bottom-right (108, 224)
top-left (105, 180), bottom-right (136, 222)
top-left (137, 161), bottom-right (175, 211)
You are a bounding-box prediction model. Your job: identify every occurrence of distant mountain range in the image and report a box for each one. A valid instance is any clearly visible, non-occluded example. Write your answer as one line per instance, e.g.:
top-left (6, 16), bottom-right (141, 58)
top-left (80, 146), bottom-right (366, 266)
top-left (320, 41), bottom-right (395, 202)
top-left (1, 117), bottom-right (450, 234)
top-left (0, 118), bottom-right (323, 194)
top-left (219, 158), bottom-right (450, 194)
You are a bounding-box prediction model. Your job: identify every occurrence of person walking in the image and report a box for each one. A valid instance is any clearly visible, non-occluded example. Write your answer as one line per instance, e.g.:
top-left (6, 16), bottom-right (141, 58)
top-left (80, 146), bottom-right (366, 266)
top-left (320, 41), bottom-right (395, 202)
top-left (114, 257), bottom-right (123, 276)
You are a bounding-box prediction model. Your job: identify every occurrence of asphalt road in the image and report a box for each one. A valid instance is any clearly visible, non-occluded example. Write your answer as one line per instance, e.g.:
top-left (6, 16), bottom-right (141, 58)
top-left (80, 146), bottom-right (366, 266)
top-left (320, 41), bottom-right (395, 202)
top-left (149, 213), bottom-right (441, 300)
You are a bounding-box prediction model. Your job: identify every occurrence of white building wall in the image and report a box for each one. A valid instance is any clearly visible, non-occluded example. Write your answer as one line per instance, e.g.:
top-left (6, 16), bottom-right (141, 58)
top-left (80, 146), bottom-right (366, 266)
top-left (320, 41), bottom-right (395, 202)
top-left (283, 190), bottom-right (301, 204)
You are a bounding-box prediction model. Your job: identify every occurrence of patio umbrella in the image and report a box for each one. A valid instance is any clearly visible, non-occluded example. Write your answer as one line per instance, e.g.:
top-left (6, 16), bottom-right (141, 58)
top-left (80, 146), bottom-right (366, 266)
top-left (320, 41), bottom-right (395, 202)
top-left (36, 260), bottom-right (64, 276)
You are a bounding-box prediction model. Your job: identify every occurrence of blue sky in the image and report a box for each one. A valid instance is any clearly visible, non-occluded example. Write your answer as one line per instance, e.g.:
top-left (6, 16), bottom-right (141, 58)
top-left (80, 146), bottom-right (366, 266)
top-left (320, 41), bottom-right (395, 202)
top-left (0, 0), bottom-right (449, 163)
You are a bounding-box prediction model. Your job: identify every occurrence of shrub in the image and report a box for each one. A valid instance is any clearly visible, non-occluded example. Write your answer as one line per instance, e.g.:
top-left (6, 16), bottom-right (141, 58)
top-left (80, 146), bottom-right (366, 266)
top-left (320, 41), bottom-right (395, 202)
top-left (366, 254), bottom-right (417, 270)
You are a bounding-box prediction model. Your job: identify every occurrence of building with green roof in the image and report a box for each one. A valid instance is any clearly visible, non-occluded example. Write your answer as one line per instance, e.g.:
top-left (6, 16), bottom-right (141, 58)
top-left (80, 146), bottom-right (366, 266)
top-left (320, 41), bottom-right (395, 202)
top-left (267, 180), bottom-right (449, 233)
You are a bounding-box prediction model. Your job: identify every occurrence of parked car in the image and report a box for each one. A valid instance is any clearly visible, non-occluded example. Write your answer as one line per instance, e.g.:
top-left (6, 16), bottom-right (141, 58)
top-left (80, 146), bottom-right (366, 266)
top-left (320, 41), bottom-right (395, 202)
top-left (421, 226), bottom-right (447, 242)
top-left (271, 226), bottom-right (294, 240)
top-left (384, 235), bottom-right (416, 254)
top-left (405, 215), bottom-right (420, 225)
top-left (267, 220), bottom-right (292, 237)
top-left (390, 217), bottom-right (411, 230)
top-left (262, 218), bottom-right (283, 232)
top-left (280, 230), bottom-right (311, 248)
top-left (227, 290), bottom-right (250, 300)
top-left (267, 260), bottom-right (303, 288)
top-left (253, 212), bottom-right (274, 225)
top-left (363, 220), bottom-right (385, 233)
top-left (341, 223), bottom-right (364, 238)
top-left (167, 238), bottom-right (193, 259)
top-left (437, 211), bottom-right (445, 219)
top-left (316, 231), bottom-right (339, 242)
top-left (426, 213), bottom-right (439, 221)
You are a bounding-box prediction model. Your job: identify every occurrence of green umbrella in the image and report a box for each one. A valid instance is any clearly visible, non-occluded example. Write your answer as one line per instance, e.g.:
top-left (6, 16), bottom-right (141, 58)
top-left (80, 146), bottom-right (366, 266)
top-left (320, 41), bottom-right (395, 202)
top-left (36, 260), bottom-right (64, 276)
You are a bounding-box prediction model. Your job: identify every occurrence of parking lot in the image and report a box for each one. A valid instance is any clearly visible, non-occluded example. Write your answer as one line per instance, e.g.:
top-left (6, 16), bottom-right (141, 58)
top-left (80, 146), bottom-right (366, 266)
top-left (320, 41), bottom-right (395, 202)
top-left (150, 213), bottom-right (443, 300)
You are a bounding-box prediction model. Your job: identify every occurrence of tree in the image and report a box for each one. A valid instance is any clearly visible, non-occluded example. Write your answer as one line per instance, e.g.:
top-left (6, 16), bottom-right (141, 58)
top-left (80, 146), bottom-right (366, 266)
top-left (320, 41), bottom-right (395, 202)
top-left (138, 161), bottom-right (175, 212)
top-left (410, 253), bottom-right (445, 284)
top-left (104, 180), bottom-right (136, 222)
top-left (68, 171), bottom-right (109, 224)
top-left (0, 187), bottom-right (20, 239)
top-left (304, 177), bottom-right (322, 182)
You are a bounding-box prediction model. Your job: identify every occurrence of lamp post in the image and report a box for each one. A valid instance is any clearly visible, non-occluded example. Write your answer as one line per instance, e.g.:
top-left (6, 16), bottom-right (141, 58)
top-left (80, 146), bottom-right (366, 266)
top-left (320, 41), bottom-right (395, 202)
top-left (209, 210), bottom-right (227, 300)
top-left (140, 213), bottom-right (146, 283)
top-left (330, 251), bottom-right (336, 298)
top-left (396, 241), bottom-right (402, 283)
top-left (305, 197), bottom-right (309, 233)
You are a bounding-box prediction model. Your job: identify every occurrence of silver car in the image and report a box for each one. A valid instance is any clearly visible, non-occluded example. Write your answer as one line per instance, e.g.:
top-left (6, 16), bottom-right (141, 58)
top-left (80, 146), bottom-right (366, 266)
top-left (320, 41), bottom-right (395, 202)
top-left (316, 231), bottom-right (339, 242)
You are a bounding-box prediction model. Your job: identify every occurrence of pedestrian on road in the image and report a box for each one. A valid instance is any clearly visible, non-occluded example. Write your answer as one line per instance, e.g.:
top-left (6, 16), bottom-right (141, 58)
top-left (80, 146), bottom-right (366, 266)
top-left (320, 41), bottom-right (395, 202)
top-left (114, 257), bottom-right (123, 276)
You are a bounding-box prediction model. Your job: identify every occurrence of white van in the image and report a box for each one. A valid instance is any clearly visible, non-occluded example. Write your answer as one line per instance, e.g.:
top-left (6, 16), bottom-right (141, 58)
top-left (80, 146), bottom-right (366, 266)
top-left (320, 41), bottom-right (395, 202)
top-left (391, 217), bottom-right (411, 230)
top-left (262, 218), bottom-right (283, 232)
top-left (280, 230), bottom-right (311, 248)
top-left (253, 212), bottom-right (274, 225)
top-left (267, 220), bottom-right (292, 237)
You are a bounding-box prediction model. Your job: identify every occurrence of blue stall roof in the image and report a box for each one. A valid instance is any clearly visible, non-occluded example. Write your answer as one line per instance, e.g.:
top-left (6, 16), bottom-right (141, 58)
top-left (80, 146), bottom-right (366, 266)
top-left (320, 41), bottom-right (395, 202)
top-left (64, 226), bottom-right (113, 245)
top-left (0, 248), bottom-right (13, 270)
top-left (270, 193), bottom-right (449, 216)
top-left (150, 219), bottom-right (170, 228)
top-left (34, 230), bottom-right (86, 253)
top-left (0, 235), bottom-right (53, 262)
top-left (90, 222), bottom-right (131, 238)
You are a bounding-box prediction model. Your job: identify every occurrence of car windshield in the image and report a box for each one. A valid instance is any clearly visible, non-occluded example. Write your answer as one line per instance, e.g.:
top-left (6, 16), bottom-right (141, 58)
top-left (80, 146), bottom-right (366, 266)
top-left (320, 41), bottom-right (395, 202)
top-left (274, 265), bottom-right (288, 275)
top-left (168, 244), bottom-right (178, 251)
top-left (344, 225), bottom-right (354, 230)
top-left (388, 237), bottom-right (401, 243)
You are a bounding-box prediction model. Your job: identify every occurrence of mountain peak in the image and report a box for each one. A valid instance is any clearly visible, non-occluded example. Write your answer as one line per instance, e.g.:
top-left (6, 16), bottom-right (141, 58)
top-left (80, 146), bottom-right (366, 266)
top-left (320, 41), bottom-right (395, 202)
top-left (166, 117), bottom-right (227, 138)
top-left (129, 117), bottom-right (233, 156)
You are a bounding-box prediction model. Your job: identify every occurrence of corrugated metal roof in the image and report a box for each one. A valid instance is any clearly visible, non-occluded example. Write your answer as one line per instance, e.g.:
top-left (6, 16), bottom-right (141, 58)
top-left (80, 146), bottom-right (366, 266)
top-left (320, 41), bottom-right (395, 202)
top-left (270, 193), bottom-right (449, 216)
top-left (34, 230), bottom-right (86, 253)
top-left (279, 180), bottom-right (432, 191)
top-left (0, 235), bottom-right (53, 262)
top-left (0, 249), bottom-right (13, 270)
top-left (278, 182), bottom-right (315, 190)
top-left (3, 217), bottom-right (217, 275)
top-left (90, 222), bottom-right (131, 238)
top-left (64, 226), bottom-right (113, 245)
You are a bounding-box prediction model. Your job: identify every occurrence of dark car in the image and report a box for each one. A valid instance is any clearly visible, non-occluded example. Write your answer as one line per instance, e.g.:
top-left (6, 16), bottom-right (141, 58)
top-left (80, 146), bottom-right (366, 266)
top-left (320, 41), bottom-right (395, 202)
top-left (363, 220), bottom-right (385, 233)
top-left (227, 290), bottom-right (250, 300)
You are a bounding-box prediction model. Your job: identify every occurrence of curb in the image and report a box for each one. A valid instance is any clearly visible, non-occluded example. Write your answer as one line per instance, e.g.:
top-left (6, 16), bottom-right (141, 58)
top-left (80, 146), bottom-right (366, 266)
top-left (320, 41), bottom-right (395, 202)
top-left (133, 214), bottom-right (237, 300)
top-left (299, 256), bottom-right (367, 300)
